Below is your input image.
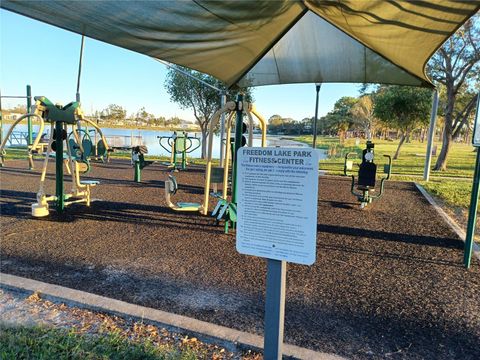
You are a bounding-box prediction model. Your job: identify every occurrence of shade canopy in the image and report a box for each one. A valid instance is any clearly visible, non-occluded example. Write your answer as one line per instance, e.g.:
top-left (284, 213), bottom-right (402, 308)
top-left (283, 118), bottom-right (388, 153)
top-left (2, 1), bottom-right (479, 88)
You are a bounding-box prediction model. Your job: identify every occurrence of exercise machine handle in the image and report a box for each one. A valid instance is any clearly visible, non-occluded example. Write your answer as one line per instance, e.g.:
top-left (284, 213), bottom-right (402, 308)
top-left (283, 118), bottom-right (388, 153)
top-left (157, 136), bottom-right (173, 153)
top-left (343, 152), bottom-right (357, 176)
top-left (186, 137), bottom-right (201, 153)
top-left (383, 154), bottom-right (392, 180)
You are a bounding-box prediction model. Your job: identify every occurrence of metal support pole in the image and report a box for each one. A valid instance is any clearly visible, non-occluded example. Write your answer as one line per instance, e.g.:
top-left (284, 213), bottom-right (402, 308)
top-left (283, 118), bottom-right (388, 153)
top-left (76, 35), bottom-right (85, 102)
top-left (423, 90), bottom-right (439, 181)
top-left (464, 149), bottom-right (480, 268)
top-left (134, 161), bottom-right (141, 182)
top-left (231, 94), bottom-right (243, 204)
top-left (313, 83), bottom-right (321, 149)
top-left (264, 259), bottom-right (286, 360)
top-left (172, 133), bottom-right (177, 169)
top-left (464, 93), bottom-right (480, 268)
top-left (219, 92), bottom-right (227, 166)
top-left (182, 134), bottom-right (187, 170)
top-left (26, 85), bottom-right (32, 146)
top-left (55, 121), bottom-right (65, 212)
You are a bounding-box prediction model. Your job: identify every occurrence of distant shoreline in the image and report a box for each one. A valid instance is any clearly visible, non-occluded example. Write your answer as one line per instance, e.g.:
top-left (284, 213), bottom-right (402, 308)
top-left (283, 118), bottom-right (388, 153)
top-left (0, 118), bottom-right (200, 132)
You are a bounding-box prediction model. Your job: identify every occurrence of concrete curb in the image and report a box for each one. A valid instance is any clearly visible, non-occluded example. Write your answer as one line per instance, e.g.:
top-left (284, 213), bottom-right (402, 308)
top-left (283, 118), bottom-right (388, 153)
top-left (0, 272), bottom-right (346, 360)
top-left (415, 183), bottom-right (480, 261)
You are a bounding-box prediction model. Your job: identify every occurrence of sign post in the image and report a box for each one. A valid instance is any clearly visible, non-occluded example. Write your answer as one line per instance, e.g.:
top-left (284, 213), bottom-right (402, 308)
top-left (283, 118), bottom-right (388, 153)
top-left (236, 147), bottom-right (319, 358)
top-left (464, 92), bottom-right (480, 268)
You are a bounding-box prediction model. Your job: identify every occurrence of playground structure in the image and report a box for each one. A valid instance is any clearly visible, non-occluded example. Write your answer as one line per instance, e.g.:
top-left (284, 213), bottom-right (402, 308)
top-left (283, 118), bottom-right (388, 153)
top-left (158, 132), bottom-right (201, 170)
top-left (344, 141), bottom-right (392, 209)
top-left (164, 97), bottom-right (267, 232)
top-left (0, 95), bottom-right (109, 217)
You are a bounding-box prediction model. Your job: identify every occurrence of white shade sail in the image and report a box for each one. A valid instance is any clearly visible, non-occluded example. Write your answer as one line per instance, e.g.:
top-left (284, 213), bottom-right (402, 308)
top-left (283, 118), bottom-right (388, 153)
top-left (2, 1), bottom-right (479, 88)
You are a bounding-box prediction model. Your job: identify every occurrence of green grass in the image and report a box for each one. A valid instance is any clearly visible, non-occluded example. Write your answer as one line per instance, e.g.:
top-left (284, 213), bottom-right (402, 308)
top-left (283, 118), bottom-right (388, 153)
top-left (421, 179), bottom-right (473, 208)
top-left (0, 324), bottom-right (198, 360)
top-left (296, 136), bottom-right (476, 179)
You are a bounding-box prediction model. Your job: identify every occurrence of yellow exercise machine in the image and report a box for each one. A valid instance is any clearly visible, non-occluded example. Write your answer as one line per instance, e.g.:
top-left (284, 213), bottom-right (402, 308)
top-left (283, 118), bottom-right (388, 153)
top-left (14, 96), bottom-right (109, 217)
top-left (164, 99), bottom-right (267, 215)
top-left (0, 112), bottom-right (47, 169)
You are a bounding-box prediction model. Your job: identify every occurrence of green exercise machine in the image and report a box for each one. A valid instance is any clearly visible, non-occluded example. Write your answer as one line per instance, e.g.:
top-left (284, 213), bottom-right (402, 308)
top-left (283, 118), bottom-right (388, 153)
top-left (67, 128), bottom-right (108, 173)
top-left (19, 96), bottom-right (109, 217)
top-left (344, 141), bottom-right (392, 209)
top-left (163, 98), bottom-right (267, 232)
top-left (132, 145), bottom-right (154, 182)
top-left (158, 131), bottom-right (201, 170)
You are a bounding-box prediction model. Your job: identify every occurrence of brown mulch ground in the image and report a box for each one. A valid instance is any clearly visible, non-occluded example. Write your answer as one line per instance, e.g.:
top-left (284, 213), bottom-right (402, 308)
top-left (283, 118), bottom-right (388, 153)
top-left (1, 158), bottom-right (479, 360)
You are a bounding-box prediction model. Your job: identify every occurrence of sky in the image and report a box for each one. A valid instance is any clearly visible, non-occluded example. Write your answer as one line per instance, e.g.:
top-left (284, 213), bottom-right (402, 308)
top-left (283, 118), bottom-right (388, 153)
top-left (0, 9), bottom-right (361, 123)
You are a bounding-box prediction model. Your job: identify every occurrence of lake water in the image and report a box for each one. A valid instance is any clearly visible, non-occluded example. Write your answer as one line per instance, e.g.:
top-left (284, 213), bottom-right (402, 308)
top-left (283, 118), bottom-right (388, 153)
top-left (2, 124), bottom-right (327, 160)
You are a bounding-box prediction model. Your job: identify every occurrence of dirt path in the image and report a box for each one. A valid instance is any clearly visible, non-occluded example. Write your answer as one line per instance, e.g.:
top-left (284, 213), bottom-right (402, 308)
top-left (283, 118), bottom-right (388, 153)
top-left (1, 159), bottom-right (479, 360)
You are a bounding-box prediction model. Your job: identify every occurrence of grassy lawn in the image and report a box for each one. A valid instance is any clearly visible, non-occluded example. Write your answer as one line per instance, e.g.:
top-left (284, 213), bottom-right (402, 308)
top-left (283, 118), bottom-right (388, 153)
top-left (296, 136), bottom-right (476, 179)
top-left (421, 180), bottom-right (474, 208)
top-left (0, 324), bottom-right (198, 360)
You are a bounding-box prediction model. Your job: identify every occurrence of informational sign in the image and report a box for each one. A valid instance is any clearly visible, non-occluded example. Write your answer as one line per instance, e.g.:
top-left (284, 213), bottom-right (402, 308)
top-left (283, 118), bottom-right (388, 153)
top-left (236, 147), bottom-right (319, 265)
top-left (472, 93), bottom-right (480, 146)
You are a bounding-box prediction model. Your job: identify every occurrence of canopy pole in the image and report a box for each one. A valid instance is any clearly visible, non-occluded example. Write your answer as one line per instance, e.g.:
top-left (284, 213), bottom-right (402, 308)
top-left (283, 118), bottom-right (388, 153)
top-left (76, 35), bottom-right (85, 102)
top-left (464, 92), bottom-right (480, 269)
top-left (231, 94), bottom-right (243, 204)
top-left (219, 91), bottom-right (227, 166)
top-left (464, 149), bottom-right (480, 269)
top-left (423, 90), bottom-right (439, 181)
top-left (313, 83), bottom-right (321, 148)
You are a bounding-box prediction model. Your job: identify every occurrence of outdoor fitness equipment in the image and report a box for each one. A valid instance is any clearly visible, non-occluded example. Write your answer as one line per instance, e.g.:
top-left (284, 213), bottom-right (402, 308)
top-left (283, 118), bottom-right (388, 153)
top-left (207, 99), bottom-right (267, 233)
top-left (344, 141), bottom-right (392, 209)
top-left (158, 131), bottom-right (201, 170)
top-left (0, 111), bottom-right (46, 170)
top-left (163, 98), bottom-right (267, 221)
top-left (0, 85), bottom-right (38, 169)
top-left (164, 170), bottom-right (202, 211)
top-left (132, 145), bottom-right (154, 182)
top-left (67, 128), bottom-right (109, 172)
top-left (27, 96), bottom-right (109, 217)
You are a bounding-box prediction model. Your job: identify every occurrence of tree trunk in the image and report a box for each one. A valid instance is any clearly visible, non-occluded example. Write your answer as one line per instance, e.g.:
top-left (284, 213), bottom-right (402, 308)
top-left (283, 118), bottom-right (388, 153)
top-left (434, 87), bottom-right (454, 171)
top-left (433, 131), bottom-right (453, 171)
top-left (393, 132), bottom-right (406, 160)
top-left (200, 130), bottom-right (208, 159)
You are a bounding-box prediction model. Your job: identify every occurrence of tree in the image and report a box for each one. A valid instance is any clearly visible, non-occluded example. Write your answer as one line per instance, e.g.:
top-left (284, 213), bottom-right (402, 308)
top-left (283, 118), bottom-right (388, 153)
top-left (323, 96), bottom-right (357, 143)
top-left (167, 116), bottom-right (181, 126)
top-left (427, 15), bottom-right (480, 170)
top-left (134, 107), bottom-right (155, 127)
top-left (374, 86), bottom-right (431, 159)
top-left (100, 104), bottom-right (127, 124)
top-left (165, 66), bottom-right (252, 158)
top-left (350, 95), bottom-right (377, 140)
